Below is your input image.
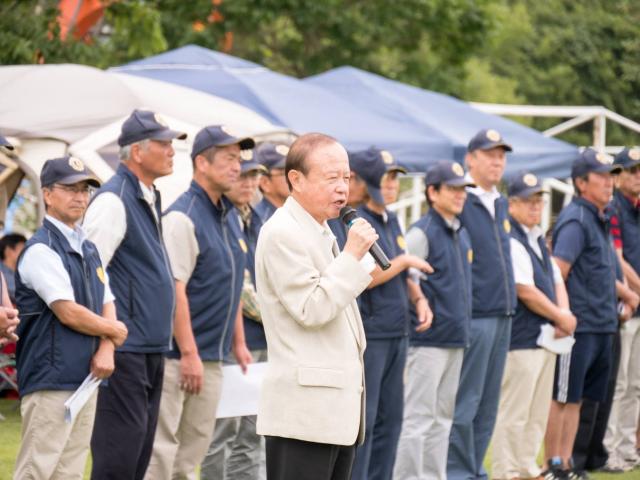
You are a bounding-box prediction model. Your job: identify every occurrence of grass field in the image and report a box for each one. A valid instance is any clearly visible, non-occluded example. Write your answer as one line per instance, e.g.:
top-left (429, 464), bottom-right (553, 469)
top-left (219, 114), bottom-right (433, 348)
top-left (1, 399), bottom-right (640, 479)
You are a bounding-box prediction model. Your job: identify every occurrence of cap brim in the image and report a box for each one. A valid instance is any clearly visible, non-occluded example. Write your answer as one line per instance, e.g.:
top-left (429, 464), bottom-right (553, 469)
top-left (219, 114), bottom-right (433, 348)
top-left (510, 186), bottom-right (546, 198)
top-left (151, 129), bottom-right (187, 141)
top-left (443, 177), bottom-right (475, 187)
top-left (217, 137), bottom-right (256, 150)
top-left (57, 174), bottom-right (101, 188)
top-left (592, 164), bottom-right (623, 174)
top-left (386, 165), bottom-right (407, 174)
top-left (242, 164), bottom-right (268, 175)
top-left (617, 160), bottom-right (640, 170)
top-left (478, 141), bottom-right (513, 152)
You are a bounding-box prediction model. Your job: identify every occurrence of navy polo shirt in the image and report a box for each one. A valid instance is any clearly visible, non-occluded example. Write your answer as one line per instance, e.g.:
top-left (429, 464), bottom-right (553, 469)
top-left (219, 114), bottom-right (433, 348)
top-left (552, 197), bottom-right (618, 334)
top-left (611, 190), bottom-right (640, 314)
top-left (408, 209), bottom-right (472, 348)
top-left (255, 197), bottom-right (277, 222)
top-left (357, 205), bottom-right (409, 339)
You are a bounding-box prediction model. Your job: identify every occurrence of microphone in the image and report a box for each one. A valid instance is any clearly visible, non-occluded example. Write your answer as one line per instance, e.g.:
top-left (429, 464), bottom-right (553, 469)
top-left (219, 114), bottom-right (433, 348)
top-left (339, 206), bottom-right (391, 270)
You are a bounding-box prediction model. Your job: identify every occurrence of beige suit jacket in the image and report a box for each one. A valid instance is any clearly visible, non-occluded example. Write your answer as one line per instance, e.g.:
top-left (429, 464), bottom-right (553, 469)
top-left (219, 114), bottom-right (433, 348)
top-left (255, 197), bottom-right (371, 446)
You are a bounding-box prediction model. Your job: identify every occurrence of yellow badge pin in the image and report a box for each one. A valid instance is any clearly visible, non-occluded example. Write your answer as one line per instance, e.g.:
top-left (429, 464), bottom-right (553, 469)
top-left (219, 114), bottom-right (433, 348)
top-left (503, 219), bottom-right (511, 233)
top-left (397, 235), bottom-right (407, 250)
top-left (275, 145), bottom-right (289, 156)
top-left (452, 162), bottom-right (464, 176)
top-left (238, 238), bottom-right (248, 253)
top-left (68, 156), bottom-right (85, 172)
top-left (486, 129), bottom-right (501, 142)
top-left (96, 266), bottom-right (106, 284)
top-left (380, 150), bottom-right (394, 164)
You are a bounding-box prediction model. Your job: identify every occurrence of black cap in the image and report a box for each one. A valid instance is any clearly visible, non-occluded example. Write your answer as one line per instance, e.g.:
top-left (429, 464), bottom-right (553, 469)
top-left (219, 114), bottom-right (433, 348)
top-left (425, 160), bottom-right (475, 187)
top-left (40, 156), bottom-right (101, 188)
top-left (571, 148), bottom-right (622, 179)
top-left (613, 147), bottom-right (640, 170)
top-left (0, 134), bottom-right (14, 151)
top-left (191, 125), bottom-right (255, 160)
top-left (507, 171), bottom-right (545, 198)
top-left (349, 147), bottom-right (407, 204)
top-left (467, 128), bottom-right (513, 153)
top-left (255, 143), bottom-right (289, 170)
top-left (117, 109), bottom-right (187, 147)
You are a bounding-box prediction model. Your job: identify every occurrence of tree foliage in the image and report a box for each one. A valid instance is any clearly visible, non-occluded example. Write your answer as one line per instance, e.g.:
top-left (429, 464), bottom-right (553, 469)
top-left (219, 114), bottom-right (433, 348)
top-left (0, 0), bottom-right (638, 146)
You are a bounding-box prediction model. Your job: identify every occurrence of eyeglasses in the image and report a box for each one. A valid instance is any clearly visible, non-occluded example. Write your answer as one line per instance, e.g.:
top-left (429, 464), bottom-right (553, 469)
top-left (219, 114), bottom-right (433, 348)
top-left (51, 184), bottom-right (93, 194)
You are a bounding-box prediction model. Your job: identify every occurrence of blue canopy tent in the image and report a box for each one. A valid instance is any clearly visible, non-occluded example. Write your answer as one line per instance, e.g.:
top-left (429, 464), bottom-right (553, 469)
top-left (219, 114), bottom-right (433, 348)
top-left (306, 66), bottom-right (579, 178)
top-left (112, 45), bottom-right (453, 171)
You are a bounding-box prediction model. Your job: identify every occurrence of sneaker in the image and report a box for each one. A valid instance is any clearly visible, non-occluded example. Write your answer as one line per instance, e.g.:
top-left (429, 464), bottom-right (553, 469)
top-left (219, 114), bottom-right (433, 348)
top-left (566, 469), bottom-right (589, 480)
top-left (542, 458), bottom-right (567, 480)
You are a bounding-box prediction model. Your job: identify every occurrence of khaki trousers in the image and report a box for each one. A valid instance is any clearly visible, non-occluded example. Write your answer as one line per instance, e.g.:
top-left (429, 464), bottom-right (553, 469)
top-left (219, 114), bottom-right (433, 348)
top-left (491, 348), bottom-right (556, 479)
top-left (604, 317), bottom-right (640, 464)
top-left (14, 389), bottom-right (97, 480)
top-left (145, 358), bottom-right (223, 480)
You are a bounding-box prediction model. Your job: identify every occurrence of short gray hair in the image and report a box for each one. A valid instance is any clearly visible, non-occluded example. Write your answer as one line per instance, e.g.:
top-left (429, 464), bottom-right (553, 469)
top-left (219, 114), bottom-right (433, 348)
top-left (119, 139), bottom-right (149, 161)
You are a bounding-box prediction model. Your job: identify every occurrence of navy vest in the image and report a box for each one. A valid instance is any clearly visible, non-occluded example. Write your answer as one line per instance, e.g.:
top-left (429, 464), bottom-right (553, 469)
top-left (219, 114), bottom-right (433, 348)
top-left (241, 206), bottom-right (266, 351)
top-left (460, 192), bottom-right (516, 318)
top-left (357, 206), bottom-right (409, 339)
top-left (328, 218), bottom-right (348, 250)
top-left (552, 197), bottom-right (617, 333)
top-left (409, 209), bottom-right (472, 348)
top-left (165, 182), bottom-right (246, 361)
top-left (15, 219), bottom-right (105, 396)
top-left (93, 163), bottom-right (175, 353)
top-left (510, 220), bottom-right (557, 350)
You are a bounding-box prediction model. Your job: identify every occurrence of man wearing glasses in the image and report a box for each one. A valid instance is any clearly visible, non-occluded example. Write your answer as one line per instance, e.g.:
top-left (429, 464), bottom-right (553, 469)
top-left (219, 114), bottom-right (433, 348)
top-left (13, 156), bottom-right (127, 479)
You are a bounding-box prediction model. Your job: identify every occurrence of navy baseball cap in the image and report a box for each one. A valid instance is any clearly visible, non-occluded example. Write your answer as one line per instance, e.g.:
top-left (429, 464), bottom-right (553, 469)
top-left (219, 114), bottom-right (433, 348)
top-left (40, 156), bottom-right (100, 188)
top-left (191, 125), bottom-right (255, 160)
top-left (613, 147), bottom-right (640, 170)
top-left (0, 134), bottom-right (14, 151)
top-left (507, 171), bottom-right (545, 198)
top-left (349, 147), bottom-right (407, 204)
top-left (117, 109), bottom-right (187, 147)
top-left (425, 160), bottom-right (475, 187)
top-left (571, 148), bottom-right (622, 179)
top-left (467, 128), bottom-right (513, 153)
top-left (239, 150), bottom-right (268, 175)
top-left (255, 143), bottom-right (289, 170)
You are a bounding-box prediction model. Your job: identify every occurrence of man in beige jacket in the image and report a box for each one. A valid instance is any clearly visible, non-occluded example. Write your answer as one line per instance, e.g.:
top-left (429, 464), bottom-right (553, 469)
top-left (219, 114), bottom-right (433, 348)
top-left (255, 133), bottom-right (378, 480)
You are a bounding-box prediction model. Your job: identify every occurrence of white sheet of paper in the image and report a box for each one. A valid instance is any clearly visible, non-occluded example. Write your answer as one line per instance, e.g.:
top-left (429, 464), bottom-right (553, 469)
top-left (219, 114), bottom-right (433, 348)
top-left (64, 374), bottom-right (101, 423)
top-left (536, 323), bottom-right (575, 355)
top-left (216, 362), bottom-right (268, 418)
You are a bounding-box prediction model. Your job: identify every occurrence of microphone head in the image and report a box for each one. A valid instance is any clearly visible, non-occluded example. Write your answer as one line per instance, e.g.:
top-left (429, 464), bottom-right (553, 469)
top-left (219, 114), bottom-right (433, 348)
top-left (339, 206), bottom-right (357, 225)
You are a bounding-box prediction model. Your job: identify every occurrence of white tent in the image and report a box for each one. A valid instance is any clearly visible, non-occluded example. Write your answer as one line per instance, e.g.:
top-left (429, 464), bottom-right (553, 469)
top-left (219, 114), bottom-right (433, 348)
top-left (0, 64), bottom-right (290, 223)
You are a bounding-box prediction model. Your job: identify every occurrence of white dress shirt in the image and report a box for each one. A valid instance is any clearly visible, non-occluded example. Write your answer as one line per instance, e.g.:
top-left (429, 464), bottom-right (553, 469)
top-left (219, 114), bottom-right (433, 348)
top-left (83, 180), bottom-right (157, 267)
top-left (510, 223), bottom-right (562, 286)
top-left (465, 173), bottom-right (501, 218)
top-left (18, 215), bottom-right (115, 307)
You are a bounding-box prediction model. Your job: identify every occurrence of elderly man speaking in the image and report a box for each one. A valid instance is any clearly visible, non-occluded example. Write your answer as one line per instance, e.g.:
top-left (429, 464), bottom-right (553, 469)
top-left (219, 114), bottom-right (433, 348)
top-left (255, 133), bottom-right (378, 480)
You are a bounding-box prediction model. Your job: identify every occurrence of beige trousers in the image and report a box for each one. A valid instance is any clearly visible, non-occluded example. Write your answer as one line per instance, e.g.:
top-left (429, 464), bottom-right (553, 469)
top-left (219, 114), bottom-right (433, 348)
top-left (145, 358), bottom-right (223, 480)
top-left (491, 348), bottom-right (556, 479)
top-left (13, 389), bottom-right (97, 480)
top-left (604, 317), bottom-right (640, 464)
